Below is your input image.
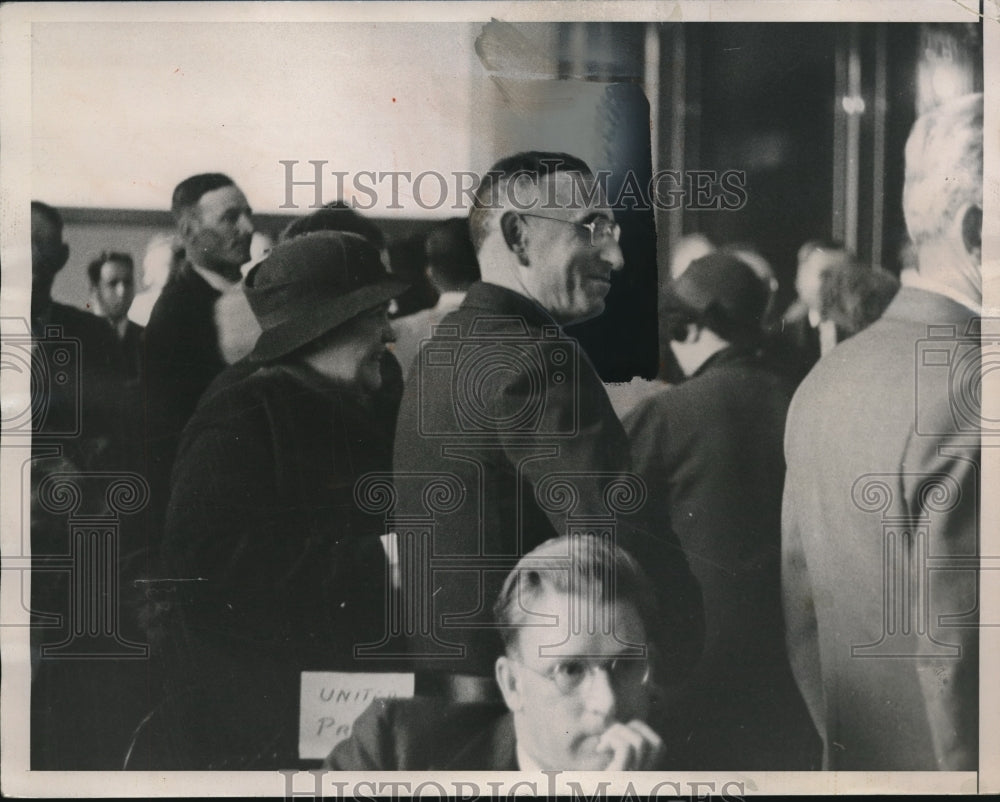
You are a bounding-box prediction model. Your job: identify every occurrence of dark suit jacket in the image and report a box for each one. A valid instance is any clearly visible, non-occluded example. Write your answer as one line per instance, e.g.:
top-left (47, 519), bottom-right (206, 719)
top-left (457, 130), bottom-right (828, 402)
top-left (30, 302), bottom-right (141, 769)
top-left (767, 306), bottom-right (821, 384)
top-left (145, 263), bottom-right (227, 430)
top-left (783, 287), bottom-right (979, 770)
top-left (158, 361), bottom-right (395, 768)
top-left (326, 698), bottom-right (517, 770)
top-left (392, 282), bottom-right (703, 679)
top-left (624, 347), bottom-right (818, 769)
top-left (116, 319), bottom-right (145, 383)
top-left (100, 318), bottom-right (146, 474)
top-left (144, 263), bottom-right (228, 526)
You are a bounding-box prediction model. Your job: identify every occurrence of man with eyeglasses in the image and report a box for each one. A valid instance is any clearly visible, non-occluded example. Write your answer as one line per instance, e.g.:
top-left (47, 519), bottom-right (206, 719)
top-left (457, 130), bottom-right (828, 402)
top-left (326, 534), bottom-right (667, 770)
top-left (390, 152), bottom-right (703, 703)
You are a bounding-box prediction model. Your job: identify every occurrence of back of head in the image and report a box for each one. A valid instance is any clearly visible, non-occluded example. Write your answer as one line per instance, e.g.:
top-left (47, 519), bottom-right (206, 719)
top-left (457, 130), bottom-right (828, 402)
top-left (724, 243), bottom-right (774, 283)
top-left (31, 200), bottom-right (63, 234)
top-left (903, 92), bottom-right (983, 251)
top-left (494, 535), bottom-right (658, 657)
top-left (664, 252), bottom-right (769, 346)
top-left (280, 201), bottom-right (385, 249)
top-left (425, 217), bottom-right (480, 291)
top-left (819, 262), bottom-right (900, 338)
top-left (171, 173), bottom-right (235, 220)
top-left (469, 151), bottom-right (593, 252)
top-left (722, 243), bottom-right (779, 314)
top-left (31, 200), bottom-right (69, 283)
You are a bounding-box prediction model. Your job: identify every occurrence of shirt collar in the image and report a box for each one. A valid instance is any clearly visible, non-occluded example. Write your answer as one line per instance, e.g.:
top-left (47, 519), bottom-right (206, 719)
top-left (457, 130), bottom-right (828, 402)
top-left (436, 291), bottom-right (467, 310)
top-left (900, 269), bottom-right (980, 315)
top-left (461, 282), bottom-right (561, 329)
top-left (191, 264), bottom-right (239, 294)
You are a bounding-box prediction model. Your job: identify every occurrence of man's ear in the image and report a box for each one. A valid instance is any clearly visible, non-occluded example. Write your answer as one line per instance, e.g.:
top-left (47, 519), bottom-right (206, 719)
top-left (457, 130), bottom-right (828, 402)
top-left (495, 655), bottom-right (522, 713)
top-left (499, 212), bottom-right (529, 266)
top-left (178, 211), bottom-right (198, 244)
top-left (960, 204), bottom-right (982, 260)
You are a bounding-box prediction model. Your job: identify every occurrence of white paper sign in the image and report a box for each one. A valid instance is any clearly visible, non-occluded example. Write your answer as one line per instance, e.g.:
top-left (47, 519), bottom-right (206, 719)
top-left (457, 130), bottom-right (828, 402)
top-left (298, 671), bottom-right (415, 760)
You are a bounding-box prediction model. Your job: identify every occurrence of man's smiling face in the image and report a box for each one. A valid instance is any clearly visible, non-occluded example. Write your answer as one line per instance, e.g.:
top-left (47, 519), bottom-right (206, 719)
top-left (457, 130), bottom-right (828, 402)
top-left (517, 172), bottom-right (624, 325)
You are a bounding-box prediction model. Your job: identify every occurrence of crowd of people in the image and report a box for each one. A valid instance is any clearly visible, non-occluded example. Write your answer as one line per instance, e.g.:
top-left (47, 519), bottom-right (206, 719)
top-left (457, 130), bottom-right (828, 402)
top-left (27, 91), bottom-right (982, 772)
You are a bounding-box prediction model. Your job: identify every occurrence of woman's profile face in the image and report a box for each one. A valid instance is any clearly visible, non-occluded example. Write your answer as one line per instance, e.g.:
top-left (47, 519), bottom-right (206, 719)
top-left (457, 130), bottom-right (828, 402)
top-left (301, 304), bottom-right (395, 391)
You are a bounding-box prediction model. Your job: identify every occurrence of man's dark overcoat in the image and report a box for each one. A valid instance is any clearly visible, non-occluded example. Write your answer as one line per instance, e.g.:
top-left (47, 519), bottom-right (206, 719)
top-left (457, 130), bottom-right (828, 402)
top-left (392, 282), bottom-right (703, 679)
top-left (144, 263), bottom-right (229, 525)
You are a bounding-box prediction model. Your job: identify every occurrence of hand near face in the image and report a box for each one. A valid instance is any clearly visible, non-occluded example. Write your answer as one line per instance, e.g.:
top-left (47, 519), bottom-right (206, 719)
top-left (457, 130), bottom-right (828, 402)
top-left (595, 720), bottom-right (664, 770)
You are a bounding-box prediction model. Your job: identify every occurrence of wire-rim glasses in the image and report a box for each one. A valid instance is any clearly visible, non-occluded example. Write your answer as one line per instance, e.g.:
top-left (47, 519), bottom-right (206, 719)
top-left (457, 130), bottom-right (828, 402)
top-left (518, 212), bottom-right (621, 246)
top-left (515, 655), bottom-right (651, 696)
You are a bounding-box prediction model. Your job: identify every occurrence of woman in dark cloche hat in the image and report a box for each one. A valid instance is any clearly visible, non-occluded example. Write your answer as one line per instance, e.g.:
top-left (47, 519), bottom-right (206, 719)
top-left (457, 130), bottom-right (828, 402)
top-left (150, 231), bottom-right (408, 770)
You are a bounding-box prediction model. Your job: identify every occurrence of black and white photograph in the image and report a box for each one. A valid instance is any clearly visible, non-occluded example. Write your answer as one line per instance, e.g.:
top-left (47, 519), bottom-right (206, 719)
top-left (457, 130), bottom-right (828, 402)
top-left (0, 1), bottom-right (996, 797)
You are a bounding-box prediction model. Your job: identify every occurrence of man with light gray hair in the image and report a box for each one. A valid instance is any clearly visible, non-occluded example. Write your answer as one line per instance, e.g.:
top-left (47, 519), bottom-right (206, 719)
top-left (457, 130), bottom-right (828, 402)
top-left (782, 93), bottom-right (983, 770)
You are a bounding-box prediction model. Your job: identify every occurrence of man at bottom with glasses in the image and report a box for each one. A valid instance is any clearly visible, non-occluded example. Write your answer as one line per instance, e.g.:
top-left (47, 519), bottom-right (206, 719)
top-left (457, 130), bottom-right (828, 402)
top-left (325, 534), bottom-right (667, 770)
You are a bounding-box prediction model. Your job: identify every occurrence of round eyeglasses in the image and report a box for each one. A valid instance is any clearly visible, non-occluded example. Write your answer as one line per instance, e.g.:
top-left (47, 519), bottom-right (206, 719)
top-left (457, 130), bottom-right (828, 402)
top-left (518, 212), bottom-right (621, 246)
top-left (516, 655), bottom-right (651, 696)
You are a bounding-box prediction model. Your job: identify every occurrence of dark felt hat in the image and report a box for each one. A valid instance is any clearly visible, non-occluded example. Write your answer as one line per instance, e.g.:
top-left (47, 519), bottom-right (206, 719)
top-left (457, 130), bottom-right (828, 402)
top-left (244, 231), bottom-right (408, 362)
top-left (663, 251), bottom-right (768, 334)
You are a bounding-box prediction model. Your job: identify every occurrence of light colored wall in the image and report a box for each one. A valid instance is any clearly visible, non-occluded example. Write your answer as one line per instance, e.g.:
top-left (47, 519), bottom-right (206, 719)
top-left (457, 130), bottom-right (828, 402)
top-left (32, 21), bottom-right (479, 217)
